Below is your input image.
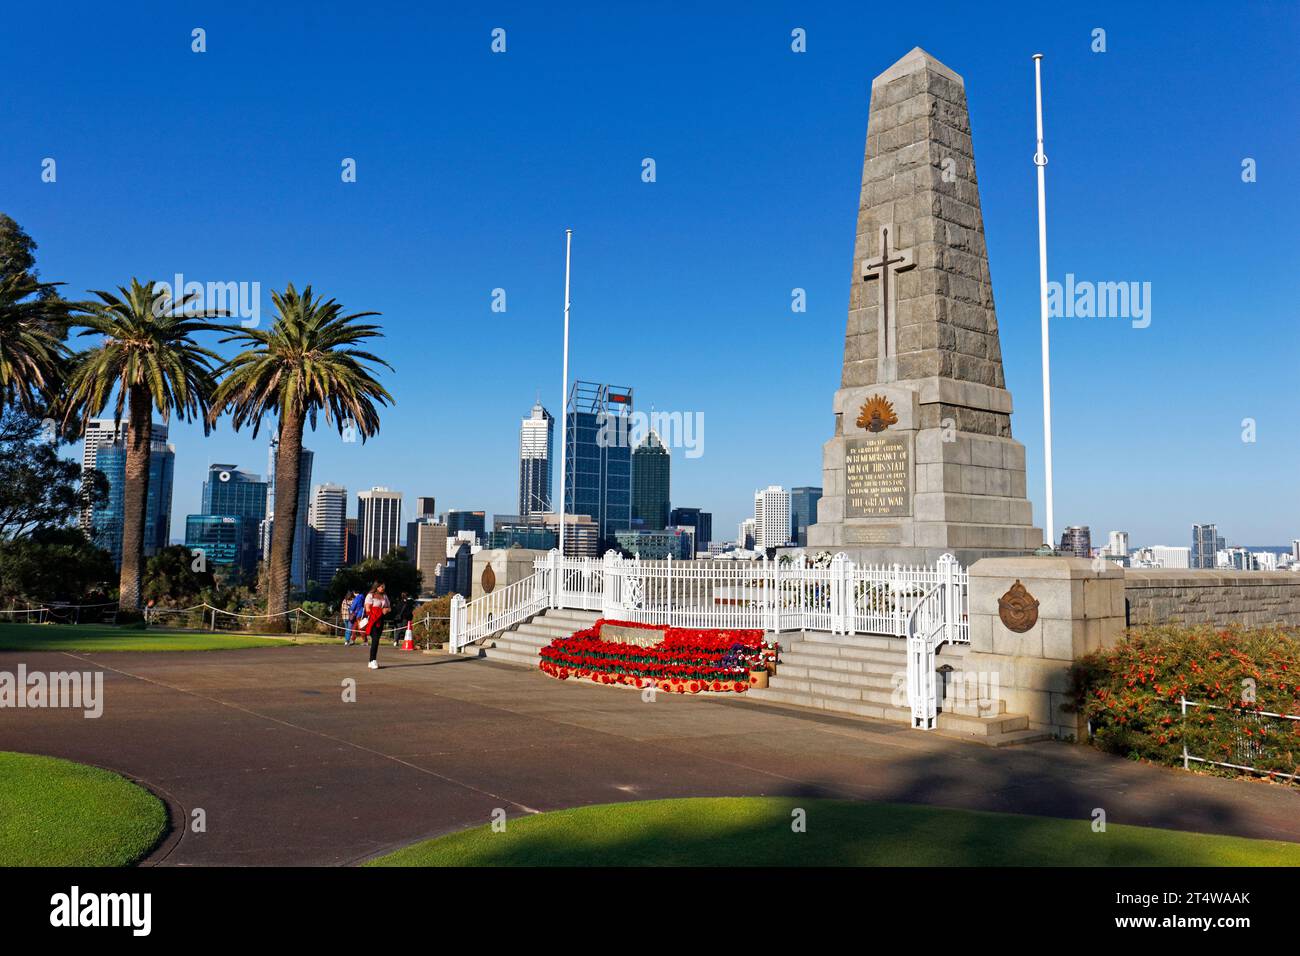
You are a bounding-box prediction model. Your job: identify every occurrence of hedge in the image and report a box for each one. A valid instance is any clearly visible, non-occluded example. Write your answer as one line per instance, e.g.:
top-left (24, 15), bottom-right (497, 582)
top-left (1071, 625), bottom-right (1300, 781)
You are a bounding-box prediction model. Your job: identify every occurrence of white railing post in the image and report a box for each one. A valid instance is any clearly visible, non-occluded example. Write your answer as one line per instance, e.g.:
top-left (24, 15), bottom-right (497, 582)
top-left (602, 550), bottom-right (620, 619)
top-left (549, 548), bottom-right (561, 609)
top-left (666, 554), bottom-right (674, 627)
top-left (770, 555), bottom-right (782, 635)
top-left (450, 593), bottom-right (466, 651)
top-left (939, 553), bottom-right (958, 647)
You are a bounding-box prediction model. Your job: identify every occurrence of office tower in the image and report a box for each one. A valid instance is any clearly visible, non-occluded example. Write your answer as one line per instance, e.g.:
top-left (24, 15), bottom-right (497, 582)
top-left (185, 515), bottom-right (258, 572)
top-left (518, 402), bottom-right (554, 519)
top-left (790, 487), bottom-right (823, 548)
top-left (564, 381), bottom-right (633, 550)
top-left (737, 517), bottom-right (756, 550)
top-left (200, 462), bottom-right (268, 572)
top-left (357, 487), bottom-right (402, 560)
top-left (631, 430), bottom-right (670, 530)
top-left (409, 521), bottom-right (449, 596)
top-left (90, 434), bottom-right (174, 569)
top-left (614, 528), bottom-right (693, 560)
top-left (444, 510), bottom-right (486, 542)
top-left (537, 512), bottom-right (599, 557)
top-left (436, 540), bottom-right (473, 598)
top-left (344, 518), bottom-right (358, 565)
top-left (309, 484), bottom-right (348, 584)
top-left (1148, 545), bottom-right (1191, 569)
top-left (753, 486), bottom-right (791, 550)
top-left (669, 507), bottom-right (712, 551)
top-left (487, 522), bottom-right (558, 551)
top-left (289, 448), bottom-right (313, 589)
top-left (80, 419), bottom-right (167, 530)
top-left (1106, 530), bottom-right (1130, 558)
top-left (1191, 523), bottom-right (1221, 570)
top-left (415, 496), bottom-right (437, 519)
top-left (1058, 526), bottom-right (1091, 558)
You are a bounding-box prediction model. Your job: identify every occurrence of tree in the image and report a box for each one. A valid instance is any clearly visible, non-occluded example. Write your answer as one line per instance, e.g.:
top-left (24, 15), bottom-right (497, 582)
top-left (59, 279), bottom-right (221, 609)
top-left (209, 284), bottom-right (391, 628)
top-left (0, 407), bottom-right (108, 539)
top-left (326, 550), bottom-right (421, 605)
top-left (142, 545), bottom-right (216, 607)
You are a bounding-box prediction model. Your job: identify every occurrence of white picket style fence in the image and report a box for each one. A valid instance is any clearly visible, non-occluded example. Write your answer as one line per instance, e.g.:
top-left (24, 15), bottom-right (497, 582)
top-left (448, 550), bottom-right (968, 733)
top-left (449, 550), bottom-right (968, 650)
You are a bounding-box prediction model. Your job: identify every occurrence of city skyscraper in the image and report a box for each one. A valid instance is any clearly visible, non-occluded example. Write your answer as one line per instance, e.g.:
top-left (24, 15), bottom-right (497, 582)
top-left (1058, 526), bottom-right (1091, 558)
top-left (564, 380), bottom-right (633, 549)
top-left (631, 430), bottom-right (670, 530)
top-left (80, 419), bottom-right (167, 532)
top-left (415, 496), bottom-right (437, 519)
top-left (518, 401), bottom-right (554, 519)
top-left (669, 507), bottom-right (712, 551)
top-left (290, 448), bottom-right (313, 589)
top-left (357, 487), bottom-right (402, 560)
top-left (753, 486), bottom-right (791, 550)
top-left (444, 510), bottom-right (486, 542)
top-left (90, 434), bottom-right (174, 569)
top-left (199, 462), bottom-right (268, 574)
top-left (789, 487), bottom-right (823, 548)
top-left (1192, 523), bottom-right (1223, 570)
top-left (309, 483), bottom-right (348, 584)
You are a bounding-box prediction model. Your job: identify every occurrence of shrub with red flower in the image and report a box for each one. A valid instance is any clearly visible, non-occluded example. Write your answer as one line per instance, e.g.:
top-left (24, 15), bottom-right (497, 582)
top-left (538, 619), bottom-right (772, 693)
top-left (1072, 625), bottom-right (1300, 781)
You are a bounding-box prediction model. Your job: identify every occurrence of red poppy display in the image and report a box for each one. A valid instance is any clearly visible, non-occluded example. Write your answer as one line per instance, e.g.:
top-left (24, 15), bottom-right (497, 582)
top-left (538, 619), bottom-right (770, 693)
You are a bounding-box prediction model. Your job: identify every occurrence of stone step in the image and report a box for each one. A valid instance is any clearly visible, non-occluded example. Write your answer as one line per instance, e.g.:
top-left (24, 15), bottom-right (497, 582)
top-left (766, 674), bottom-right (1006, 715)
top-left (776, 650), bottom-right (902, 676)
top-left (778, 643), bottom-right (908, 667)
top-left (744, 686), bottom-right (1029, 743)
top-left (798, 632), bottom-right (970, 659)
top-left (482, 645), bottom-right (542, 668)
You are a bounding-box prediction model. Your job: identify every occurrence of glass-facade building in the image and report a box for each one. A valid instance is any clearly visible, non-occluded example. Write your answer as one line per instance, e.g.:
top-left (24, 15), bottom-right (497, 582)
top-left (90, 438), bottom-right (174, 569)
top-left (199, 463), bottom-right (268, 575)
top-left (518, 402), bottom-right (554, 518)
top-left (789, 487), bottom-right (823, 548)
top-left (185, 514), bottom-right (257, 571)
top-left (669, 507), bottom-right (712, 551)
top-left (564, 381), bottom-right (632, 551)
top-left (631, 430), bottom-right (670, 530)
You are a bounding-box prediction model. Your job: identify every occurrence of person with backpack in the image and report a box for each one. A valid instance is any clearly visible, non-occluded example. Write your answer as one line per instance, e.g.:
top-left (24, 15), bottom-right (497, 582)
top-left (340, 592), bottom-right (357, 645)
top-left (392, 592), bottom-right (416, 647)
top-left (347, 589), bottom-right (366, 647)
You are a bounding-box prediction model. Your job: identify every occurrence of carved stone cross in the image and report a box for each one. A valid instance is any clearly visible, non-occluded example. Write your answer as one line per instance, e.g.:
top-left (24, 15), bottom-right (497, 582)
top-left (861, 224), bottom-right (915, 381)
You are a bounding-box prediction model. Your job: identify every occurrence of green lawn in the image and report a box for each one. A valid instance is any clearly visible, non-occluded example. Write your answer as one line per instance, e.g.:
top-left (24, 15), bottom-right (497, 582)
top-left (0, 752), bottom-right (168, 866)
top-left (368, 797), bottom-right (1300, 867)
top-left (0, 622), bottom-right (335, 652)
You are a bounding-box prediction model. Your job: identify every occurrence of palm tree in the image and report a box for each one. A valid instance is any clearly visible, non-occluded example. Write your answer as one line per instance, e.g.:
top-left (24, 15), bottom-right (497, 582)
top-left (209, 284), bottom-right (391, 624)
top-left (59, 279), bottom-right (221, 609)
top-left (0, 273), bottom-right (72, 414)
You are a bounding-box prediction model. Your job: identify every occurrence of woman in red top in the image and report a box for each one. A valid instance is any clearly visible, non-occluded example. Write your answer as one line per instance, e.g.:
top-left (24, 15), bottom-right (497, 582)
top-left (362, 582), bottom-right (391, 670)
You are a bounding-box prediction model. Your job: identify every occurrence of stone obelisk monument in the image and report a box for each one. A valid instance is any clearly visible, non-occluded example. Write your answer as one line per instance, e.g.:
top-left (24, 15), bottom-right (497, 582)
top-left (807, 48), bottom-right (1043, 565)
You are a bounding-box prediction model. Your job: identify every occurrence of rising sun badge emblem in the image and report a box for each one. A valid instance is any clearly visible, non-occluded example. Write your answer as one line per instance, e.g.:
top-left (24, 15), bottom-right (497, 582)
top-left (855, 394), bottom-right (898, 433)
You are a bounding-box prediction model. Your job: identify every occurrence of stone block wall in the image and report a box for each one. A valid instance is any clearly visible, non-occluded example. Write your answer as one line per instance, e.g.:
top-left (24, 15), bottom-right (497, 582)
top-left (1123, 570), bottom-right (1300, 628)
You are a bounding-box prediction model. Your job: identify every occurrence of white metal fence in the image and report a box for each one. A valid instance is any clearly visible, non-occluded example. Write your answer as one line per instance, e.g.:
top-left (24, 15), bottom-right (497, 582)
top-left (449, 550), bottom-right (968, 653)
top-left (1181, 697), bottom-right (1300, 782)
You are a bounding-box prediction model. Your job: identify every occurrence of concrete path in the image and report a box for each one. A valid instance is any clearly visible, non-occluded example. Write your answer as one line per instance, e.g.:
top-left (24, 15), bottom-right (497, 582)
top-left (2, 644), bottom-right (1297, 865)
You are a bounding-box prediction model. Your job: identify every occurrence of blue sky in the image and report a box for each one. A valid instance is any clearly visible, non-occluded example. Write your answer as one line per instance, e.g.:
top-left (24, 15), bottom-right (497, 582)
top-left (4, 1), bottom-right (1297, 548)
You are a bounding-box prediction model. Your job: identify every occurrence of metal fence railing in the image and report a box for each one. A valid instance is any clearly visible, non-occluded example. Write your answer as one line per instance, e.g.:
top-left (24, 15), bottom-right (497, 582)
top-left (1181, 697), bottom-right (1300, 782)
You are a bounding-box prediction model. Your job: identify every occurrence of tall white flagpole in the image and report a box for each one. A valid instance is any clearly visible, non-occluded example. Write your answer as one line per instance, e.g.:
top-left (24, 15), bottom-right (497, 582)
top-left (1032, 53), bottom-right (1055, 550)
top-left (557, 229), bottom-right (572, 558)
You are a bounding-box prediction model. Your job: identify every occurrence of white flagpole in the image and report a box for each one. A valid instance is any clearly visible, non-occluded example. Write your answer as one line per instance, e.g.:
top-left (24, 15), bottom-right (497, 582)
top-left (1032, 53), bottom-right (1055, 549)
top-left (557, 229), bottom-right (572, 558)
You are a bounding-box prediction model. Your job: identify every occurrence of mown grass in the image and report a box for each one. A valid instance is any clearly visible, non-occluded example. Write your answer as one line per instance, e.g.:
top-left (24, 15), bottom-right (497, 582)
top-left (368, 797), bottom-right (1300, 867)
top-left (0, 752), bottom-right (168, 866)
top-left (0, 622), bottom-right (334, 652)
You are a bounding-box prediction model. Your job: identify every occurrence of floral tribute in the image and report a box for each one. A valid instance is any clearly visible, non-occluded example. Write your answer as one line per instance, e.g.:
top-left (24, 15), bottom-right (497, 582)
top-left (1072, 625), bottom-right (1300, 781)
top-left (538, 619), bottom-right (774, 694)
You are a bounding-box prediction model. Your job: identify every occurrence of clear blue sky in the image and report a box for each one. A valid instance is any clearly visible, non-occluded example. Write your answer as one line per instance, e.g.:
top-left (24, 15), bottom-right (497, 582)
top-left (4, 1), bottom-right (1297, 548)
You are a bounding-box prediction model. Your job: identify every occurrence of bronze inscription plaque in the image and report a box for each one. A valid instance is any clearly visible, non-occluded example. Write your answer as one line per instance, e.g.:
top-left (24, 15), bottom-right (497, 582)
top-left (844, 434), bottom-right (911, 518)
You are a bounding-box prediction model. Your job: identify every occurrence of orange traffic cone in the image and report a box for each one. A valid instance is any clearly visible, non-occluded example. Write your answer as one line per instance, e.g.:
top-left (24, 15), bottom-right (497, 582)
top-left (402, 623), bottom-right (415, 651)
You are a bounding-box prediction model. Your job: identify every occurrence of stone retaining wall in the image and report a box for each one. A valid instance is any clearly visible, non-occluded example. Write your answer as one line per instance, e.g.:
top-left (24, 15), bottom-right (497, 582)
top-left (1124, 570), bottom-right (1300, 628)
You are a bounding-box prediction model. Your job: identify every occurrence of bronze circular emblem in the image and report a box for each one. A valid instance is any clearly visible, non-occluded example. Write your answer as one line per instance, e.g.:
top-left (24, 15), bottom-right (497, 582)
top-left (481, 565), bottom-right (496, 594)
top-left (998, 580), bottom-right (1039, 633)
